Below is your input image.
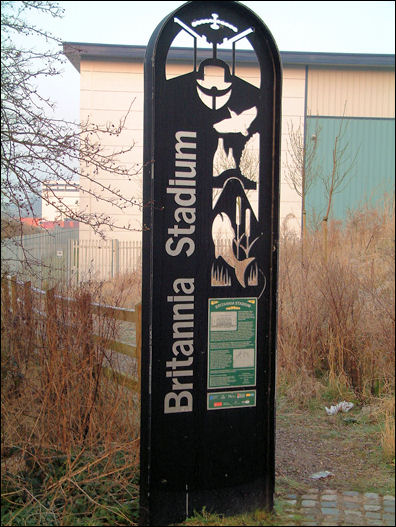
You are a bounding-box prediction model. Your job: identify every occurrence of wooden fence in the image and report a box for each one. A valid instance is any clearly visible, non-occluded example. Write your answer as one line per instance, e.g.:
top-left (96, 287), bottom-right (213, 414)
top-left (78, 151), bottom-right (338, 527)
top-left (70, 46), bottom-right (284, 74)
top-left (1, 275), bottom-right (142, 396)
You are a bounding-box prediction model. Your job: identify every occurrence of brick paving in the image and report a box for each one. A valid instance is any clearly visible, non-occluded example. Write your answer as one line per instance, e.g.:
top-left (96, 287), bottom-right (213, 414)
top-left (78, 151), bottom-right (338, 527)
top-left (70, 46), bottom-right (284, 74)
top-left (283, 489), bottom-right (395, 526)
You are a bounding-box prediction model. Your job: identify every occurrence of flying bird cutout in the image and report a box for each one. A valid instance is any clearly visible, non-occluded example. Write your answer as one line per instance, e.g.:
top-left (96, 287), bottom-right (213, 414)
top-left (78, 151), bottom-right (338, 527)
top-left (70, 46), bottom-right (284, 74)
top-left (213, 106), bottom-right (257, 136)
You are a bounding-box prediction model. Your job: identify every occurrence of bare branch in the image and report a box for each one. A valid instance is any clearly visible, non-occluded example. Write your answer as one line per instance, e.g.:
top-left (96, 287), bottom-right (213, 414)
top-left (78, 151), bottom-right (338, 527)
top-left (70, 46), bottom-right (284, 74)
top-left (284, 119), bottom-right (321, 202)
top-left (1, 1), bottom-right (145, 256)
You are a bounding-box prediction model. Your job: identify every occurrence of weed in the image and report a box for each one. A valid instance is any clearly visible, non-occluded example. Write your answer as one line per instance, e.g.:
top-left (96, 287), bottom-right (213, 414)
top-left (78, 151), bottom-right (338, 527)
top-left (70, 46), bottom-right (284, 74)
top-left (1, 200), bottom-right (394, 525)
top-left (180, 505), bottom-right (289, 526)
top-left (1, 278), bottom-right (140, 525)
top-left (381, 411), bottom-right (395, 463)
top-left (278, 200), bottom-right (394, 400)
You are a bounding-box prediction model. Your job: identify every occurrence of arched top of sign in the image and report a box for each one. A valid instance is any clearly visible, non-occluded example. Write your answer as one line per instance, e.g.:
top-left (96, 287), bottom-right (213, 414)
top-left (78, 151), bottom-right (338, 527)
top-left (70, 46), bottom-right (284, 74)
top-left (144, 0), bottom-right (282, 302)
top-left (146, 1), bottom-right (282, 91)
top-left (166, 14), bottom-right (259, 86)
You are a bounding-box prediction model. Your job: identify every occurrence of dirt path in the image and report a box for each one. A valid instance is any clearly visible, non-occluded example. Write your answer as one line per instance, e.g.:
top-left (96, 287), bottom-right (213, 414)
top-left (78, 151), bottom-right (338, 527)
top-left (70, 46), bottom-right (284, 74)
top-left (275, 396), bottom-right (395, 497)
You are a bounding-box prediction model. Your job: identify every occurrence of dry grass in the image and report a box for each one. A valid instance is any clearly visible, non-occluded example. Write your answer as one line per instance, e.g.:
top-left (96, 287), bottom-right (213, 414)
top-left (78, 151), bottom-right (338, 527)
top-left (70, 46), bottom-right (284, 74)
top-left (381, 411), bottom-right (395, 462)
top-left (278, 199), bottom-right (395, 404)
top-left (1, 279), bottom-right (140, 525)
top-left (278, 200), bottom-right (395, 463)
top-left (95, 269), bottom-right (142, 309)
top-left (1, 200), bottom-right (394, 524)
top-left (377, 397), bottom-right (396, 463)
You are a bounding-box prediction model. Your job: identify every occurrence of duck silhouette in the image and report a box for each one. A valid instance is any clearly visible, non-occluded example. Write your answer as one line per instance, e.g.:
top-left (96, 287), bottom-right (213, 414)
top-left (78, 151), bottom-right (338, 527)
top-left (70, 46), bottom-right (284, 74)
top-left (213, 106), bottom-right (257, 136)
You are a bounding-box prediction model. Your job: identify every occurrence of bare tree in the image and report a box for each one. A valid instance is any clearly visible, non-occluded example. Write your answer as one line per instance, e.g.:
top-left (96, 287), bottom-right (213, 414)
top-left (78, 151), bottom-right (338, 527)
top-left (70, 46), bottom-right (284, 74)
top-left (319, 114), bottom-right (359, 261)
top-left (1, 1), bottom-right (143, 248)
top-left (284, 113), bottom-right (358, 261)
top-left (284, 119), bottom-right (321, 239)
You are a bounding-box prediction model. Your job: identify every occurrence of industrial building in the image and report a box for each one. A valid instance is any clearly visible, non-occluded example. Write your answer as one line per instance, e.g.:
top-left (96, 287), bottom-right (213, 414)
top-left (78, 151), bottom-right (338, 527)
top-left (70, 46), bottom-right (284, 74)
top-left (63, 42), bottom-right (394, 244)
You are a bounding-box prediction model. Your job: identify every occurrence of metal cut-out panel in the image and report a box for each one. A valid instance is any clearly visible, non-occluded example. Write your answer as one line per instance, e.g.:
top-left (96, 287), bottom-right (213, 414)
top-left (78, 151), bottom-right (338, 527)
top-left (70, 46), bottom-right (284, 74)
top-left (141, 2), bottom-right (281, 525)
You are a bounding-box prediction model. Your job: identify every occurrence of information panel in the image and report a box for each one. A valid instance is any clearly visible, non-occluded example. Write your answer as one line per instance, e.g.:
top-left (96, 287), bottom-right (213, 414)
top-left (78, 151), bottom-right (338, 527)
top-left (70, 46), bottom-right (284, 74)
top-left (208, 298), bottom-right (257, 389)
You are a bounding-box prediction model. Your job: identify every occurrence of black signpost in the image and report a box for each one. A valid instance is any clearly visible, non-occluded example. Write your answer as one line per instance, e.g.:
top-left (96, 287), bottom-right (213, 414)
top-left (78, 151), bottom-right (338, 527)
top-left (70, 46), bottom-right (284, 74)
top-left (141, 1), bottom-right (281, 525)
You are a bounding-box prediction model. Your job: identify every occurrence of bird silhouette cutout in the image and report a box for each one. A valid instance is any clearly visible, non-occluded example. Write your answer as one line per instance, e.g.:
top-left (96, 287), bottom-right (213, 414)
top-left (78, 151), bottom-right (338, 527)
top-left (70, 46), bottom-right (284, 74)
top-left (213, 106), bottom-right (257, 136)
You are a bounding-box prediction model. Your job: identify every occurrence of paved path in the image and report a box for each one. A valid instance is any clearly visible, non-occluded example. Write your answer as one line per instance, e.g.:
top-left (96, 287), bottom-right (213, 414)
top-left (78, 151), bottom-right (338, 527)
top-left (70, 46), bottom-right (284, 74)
top-left (283, 489), bottom-right (395, 526)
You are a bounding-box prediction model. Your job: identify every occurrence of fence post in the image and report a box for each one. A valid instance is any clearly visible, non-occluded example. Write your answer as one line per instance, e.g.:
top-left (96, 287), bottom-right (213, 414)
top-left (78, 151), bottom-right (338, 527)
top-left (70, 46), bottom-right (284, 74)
top-left (46, 288), bottom-right (58, 360)
top-left (68, 239), bottom-right (79, 285)
top-left (135, 302), bottom-right (142, 397)
top-left (80, 291), bottom-right (93, 354)
top-left (112, 239), bottom-right (120, 278)
top-left (24, 281), bottom-right (34, 355)
top-left (11, 275), bottom-right (18, 314)
top-left (79, 290), bottom-right (97, 441)
top-left (1, 277), bottom-right (11, 326)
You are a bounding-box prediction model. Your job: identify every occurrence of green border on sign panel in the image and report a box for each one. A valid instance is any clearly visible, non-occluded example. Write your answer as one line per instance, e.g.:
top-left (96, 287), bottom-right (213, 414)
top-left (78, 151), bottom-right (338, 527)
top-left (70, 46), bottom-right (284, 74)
top-left (207, 298), bottom-right (257, 390)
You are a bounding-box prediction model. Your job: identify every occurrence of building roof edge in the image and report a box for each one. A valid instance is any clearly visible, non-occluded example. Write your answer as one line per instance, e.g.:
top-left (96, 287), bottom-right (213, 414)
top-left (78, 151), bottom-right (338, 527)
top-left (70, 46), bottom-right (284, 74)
top-left (63, 42), bottom-right (396, 72)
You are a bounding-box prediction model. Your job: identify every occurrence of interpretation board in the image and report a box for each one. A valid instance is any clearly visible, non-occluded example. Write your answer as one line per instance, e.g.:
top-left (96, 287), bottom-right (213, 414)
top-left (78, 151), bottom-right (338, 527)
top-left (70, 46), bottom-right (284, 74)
top-left (141, 1), bottom-right (281, 525)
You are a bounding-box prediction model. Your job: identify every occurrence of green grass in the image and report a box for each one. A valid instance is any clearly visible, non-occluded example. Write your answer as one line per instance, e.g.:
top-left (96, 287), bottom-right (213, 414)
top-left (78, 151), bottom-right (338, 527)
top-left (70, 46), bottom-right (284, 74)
top-left (1, 448), bottom-right (139, 526)
top-left (178, 505), bottom-right (293, 526)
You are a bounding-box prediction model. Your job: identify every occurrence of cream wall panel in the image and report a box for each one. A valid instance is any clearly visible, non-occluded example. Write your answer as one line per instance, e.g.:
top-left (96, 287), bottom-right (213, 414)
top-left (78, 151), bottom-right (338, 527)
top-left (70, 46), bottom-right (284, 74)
top-left (79, 61), bottom-right (306, 241)
top-left (78, 181), bottom-right (143, 232)
top-left (81, 163), bottom-right (143, 185)
top-left (233, 65), bottom-right (260, 87)
top-left (279, 202), bottom-right (302, 233)
top-left (307, 68), bottom-right (395, 117)
top-left (80, 91), bottom-right (143, 112)
top-left (81, 60), bottom-right (143, 74)
top-left (79, 60), bottom-right (145, 242)
top-left (95, 144), bottom-right (143, 160)
top-left (283, 67), bottom-right (306, 80)
top-left (281, 115), bottom-right (305, 131)
top-left (281, 98), bottom-right (305, 117)
top-left (282, 78), bottom-right (306, 98)
top-left (278, 67), bottom-right (306, 233)
top-left (80, 129), bottom-right (143, 149)
top-left (80, 108), bottom-right (143, 130)
top-left (166, 63), bottom-right (194, 78)
top-left (81, 71), bottom-right (144, 93)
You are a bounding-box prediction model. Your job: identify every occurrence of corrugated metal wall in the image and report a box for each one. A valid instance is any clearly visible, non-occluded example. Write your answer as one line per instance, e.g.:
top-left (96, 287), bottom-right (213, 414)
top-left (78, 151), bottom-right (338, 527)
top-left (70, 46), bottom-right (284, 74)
top-left (305, 117), bottom-right (395, 223)
top-left (1, 228), bottom-right (79, 287)
top-left (307, 68), bottom-right (395, 118)
top-left (305, 67), bottom-right (395, 223)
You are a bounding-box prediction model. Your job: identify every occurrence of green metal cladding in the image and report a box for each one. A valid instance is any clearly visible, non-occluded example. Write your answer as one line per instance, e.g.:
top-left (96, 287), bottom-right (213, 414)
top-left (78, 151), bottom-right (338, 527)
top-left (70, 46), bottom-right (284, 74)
top-left (305, 116), bottom-right (395, 225)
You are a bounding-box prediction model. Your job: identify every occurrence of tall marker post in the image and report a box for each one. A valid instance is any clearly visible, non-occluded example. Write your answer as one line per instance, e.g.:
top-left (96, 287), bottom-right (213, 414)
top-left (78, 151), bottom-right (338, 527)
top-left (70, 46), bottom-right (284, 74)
top-left (141, 2), bottom-right (281, 524)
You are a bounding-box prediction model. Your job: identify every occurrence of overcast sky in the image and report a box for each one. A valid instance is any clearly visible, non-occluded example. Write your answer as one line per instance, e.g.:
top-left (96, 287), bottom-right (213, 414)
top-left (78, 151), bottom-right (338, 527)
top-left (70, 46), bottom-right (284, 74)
top-left (55, 1), bottom-right (395, 52)
top-left (23, 1), bottom-right (396, 120)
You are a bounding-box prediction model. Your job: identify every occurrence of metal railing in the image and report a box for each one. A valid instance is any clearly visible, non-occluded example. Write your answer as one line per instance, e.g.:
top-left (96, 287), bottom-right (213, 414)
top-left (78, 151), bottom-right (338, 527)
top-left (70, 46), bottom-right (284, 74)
top-left (2, 232), bottom-right (234, 286)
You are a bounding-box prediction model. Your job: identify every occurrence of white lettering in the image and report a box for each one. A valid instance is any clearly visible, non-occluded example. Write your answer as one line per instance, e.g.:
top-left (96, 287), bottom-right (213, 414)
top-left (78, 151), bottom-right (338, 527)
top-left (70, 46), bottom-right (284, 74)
top-left (165, 237), bottom-right (195, 257)
top-left (164, 278), bottom-right (195, 413)
top-left (163, 132), bottom-right (197, 414)
top-left (173, 278), bottom-right (195, 294)
top-left (174, 208), bottom-right (196, 224)
top-left (172, 340), bottom-right (194, 356)
top-left (164, 391), bottom-right (193, 413)
top-left (175, 131), bottom-right (196, 160)
top-left (166, 187), bottom-right (196, 207)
